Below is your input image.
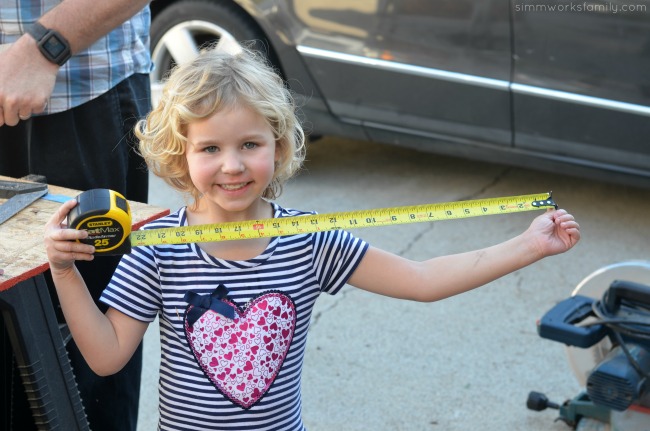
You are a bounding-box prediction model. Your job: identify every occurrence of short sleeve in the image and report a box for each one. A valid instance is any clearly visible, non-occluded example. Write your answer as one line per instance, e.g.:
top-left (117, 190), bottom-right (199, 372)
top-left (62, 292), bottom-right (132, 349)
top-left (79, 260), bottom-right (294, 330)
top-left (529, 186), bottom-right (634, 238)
top-left (311, 229), bottom-right (368, 295)
top-left (100, 245), bottom-right (163, 322)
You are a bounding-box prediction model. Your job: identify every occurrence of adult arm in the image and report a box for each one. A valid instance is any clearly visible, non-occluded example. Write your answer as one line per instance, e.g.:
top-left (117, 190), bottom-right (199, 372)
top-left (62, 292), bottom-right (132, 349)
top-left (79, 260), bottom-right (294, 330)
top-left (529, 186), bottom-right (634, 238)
top-left (0, 0), bottom-right (151, 126)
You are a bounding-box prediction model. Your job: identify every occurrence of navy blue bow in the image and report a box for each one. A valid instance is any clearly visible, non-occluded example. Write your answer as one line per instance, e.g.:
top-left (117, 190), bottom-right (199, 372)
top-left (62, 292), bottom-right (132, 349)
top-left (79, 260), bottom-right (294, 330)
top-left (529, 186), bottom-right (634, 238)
top-left (184, 285), bottom-right (236, 326)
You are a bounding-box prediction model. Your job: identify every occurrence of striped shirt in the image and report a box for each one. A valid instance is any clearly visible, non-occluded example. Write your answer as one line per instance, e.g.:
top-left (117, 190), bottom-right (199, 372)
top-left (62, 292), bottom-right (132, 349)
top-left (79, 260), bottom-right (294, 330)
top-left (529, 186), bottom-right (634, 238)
top-left (101, 203), bottom-right (369, 430)
top-left (0, 0), bottom-right (151, 114)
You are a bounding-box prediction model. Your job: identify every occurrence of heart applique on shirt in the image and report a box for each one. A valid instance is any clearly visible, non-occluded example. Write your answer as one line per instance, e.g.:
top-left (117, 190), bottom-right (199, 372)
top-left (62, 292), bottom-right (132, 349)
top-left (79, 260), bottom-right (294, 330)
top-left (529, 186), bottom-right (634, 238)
top-left (184, 291), bottom-right (296, 409)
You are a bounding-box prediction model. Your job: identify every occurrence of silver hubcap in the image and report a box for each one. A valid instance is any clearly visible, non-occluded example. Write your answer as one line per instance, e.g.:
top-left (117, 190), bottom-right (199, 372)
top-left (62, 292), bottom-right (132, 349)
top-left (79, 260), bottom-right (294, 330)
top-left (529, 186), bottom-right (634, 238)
top-left (151, 20), bottom-right (242, 105)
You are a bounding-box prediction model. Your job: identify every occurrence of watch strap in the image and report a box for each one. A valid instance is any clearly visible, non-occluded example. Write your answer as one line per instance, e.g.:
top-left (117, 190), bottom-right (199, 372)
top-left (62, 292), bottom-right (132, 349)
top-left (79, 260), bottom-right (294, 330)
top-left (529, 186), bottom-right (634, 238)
top-left (26, 21), bottom-right (49, 42)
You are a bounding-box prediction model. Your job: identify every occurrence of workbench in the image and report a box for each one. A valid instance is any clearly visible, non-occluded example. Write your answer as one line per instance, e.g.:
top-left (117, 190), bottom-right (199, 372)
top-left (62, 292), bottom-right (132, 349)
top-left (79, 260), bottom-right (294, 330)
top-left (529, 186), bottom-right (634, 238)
top-left (0, 176), bottom-right (168, 430)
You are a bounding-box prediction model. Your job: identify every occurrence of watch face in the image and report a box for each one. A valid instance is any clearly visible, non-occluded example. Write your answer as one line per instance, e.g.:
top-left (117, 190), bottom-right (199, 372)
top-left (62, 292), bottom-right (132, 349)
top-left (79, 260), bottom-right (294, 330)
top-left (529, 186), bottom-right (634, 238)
top-left (43, 34), bottom-right (67, 58)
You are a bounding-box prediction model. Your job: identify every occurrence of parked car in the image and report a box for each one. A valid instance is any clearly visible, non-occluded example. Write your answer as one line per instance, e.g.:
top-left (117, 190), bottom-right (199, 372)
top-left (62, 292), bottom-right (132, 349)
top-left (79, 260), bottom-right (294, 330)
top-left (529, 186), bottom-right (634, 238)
top-left (149, 0), bottom-right (650, 188)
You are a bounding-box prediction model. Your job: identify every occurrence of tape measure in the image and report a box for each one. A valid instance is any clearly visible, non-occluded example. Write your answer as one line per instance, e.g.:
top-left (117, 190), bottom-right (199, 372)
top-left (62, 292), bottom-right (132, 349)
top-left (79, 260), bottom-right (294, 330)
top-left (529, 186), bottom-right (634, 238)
top-left (68, 189), bottom-right (556, 254)
top-left (68, 189), bottom-right (132, 254)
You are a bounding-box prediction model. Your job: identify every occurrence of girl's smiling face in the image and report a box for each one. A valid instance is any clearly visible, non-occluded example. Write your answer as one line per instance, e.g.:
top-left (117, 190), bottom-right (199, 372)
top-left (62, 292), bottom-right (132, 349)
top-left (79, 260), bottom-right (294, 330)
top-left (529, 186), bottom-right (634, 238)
top-left (185, 104), bottom-right (278, 221)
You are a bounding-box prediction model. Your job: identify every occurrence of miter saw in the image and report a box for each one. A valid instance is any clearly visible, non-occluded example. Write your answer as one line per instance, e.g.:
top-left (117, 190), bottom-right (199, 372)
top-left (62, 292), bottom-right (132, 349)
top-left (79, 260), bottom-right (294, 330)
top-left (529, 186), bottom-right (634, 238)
top-left (527, 261), bottom-right (650, 431)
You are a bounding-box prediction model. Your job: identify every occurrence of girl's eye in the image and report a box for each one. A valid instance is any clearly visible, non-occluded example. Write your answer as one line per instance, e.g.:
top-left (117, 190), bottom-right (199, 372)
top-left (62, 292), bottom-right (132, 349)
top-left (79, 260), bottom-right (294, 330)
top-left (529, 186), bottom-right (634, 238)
top-left (204, 146), bottom-right (218, 153)
top-left (243, 142), bottom-right (257, 150)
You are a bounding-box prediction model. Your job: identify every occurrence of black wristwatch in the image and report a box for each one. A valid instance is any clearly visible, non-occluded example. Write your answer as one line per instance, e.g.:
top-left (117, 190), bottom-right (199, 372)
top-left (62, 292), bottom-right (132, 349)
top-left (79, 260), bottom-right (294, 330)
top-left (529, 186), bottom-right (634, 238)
top-left (26, 21), bottom-right (71, 66)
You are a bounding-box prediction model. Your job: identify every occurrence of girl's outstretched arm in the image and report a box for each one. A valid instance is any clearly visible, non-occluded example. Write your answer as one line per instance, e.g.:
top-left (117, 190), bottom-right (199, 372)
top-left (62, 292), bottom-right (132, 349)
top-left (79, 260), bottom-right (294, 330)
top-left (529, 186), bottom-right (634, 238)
top-left (348, 209), bottom-right (580, 302)
top-left (44, 199), bottom-right (148, 375)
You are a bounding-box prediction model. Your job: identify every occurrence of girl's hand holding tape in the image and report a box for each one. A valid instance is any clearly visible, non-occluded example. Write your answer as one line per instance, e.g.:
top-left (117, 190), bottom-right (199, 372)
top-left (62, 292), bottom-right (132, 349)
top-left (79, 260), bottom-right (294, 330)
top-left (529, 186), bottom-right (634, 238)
top-left (45, 198), bottom-right (95, 273)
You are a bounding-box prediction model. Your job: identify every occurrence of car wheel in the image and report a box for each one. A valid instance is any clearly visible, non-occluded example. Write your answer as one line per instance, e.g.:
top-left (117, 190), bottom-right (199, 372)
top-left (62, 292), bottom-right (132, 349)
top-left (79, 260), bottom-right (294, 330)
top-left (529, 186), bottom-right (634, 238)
top-left (150, 0), bottom-right (267, 104)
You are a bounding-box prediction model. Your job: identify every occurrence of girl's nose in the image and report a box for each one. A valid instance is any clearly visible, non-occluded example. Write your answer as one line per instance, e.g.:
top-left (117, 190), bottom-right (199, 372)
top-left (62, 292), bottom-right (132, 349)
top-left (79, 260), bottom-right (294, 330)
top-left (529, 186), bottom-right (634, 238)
top-left (220, 151), bottom-right (245, 174)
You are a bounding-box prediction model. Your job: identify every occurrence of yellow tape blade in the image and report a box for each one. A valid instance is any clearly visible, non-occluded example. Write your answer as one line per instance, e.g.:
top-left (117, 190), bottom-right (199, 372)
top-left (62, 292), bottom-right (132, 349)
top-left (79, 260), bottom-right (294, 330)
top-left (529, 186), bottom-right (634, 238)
top-left (129, 192), bottom-right (555, 247)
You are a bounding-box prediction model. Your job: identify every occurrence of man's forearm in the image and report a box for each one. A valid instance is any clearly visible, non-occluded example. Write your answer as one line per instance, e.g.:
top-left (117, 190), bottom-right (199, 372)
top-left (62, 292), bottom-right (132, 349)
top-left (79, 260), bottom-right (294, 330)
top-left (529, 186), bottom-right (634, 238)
top-left (37, 0), bottom-right (151, 54)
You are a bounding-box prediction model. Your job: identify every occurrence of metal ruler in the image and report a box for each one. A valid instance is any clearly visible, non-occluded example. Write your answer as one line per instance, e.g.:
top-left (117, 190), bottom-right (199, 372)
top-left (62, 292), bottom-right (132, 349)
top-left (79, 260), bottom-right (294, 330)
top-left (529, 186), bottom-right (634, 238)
top-left (129, 192), bottom-right (556, 247)
top-left (0, 180), bottom-right (48, 225)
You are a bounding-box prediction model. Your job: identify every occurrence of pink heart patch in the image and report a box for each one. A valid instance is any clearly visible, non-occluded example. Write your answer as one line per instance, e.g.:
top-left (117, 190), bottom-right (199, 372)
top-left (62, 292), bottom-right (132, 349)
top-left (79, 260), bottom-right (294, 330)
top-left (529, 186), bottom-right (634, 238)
top-left (185, 292), bottom-right (296, 409)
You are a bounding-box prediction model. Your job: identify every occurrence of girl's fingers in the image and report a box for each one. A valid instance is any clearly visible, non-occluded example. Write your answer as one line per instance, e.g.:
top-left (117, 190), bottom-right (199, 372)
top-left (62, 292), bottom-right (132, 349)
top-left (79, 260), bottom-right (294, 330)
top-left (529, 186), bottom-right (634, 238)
top-left (51, 225), bottom-right (89, 242)
top-left (59, 250), bottom-right (95, 262)
top-left (48, 226), bottom-right (95, 254)
top-left (556, 214), bottom-right (579, 230)
top-left (552, 209), bottom-right (577, 225)
top-left (46, 199), bottom-right (78, 228)
top-left (48, 237), bottom-right (95, 266)
top-left (45, 200), bottom-right (96, 260)
top-left (56, 238), bottom-right (95, 255)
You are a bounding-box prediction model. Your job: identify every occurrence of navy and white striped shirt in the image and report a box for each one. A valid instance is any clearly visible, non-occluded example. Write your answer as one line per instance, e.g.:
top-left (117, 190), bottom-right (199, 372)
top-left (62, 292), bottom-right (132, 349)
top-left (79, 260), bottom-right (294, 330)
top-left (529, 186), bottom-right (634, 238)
top-left (0, 0), bottom-right (151, 114)
top-left (101, 203), bottom-right (368, 430)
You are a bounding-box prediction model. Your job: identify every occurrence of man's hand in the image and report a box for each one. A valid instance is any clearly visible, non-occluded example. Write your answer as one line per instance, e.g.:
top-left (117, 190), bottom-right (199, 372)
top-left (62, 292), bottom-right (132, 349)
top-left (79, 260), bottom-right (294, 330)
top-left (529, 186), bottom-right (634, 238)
top-left (0, 35), bottom-right (57, 126)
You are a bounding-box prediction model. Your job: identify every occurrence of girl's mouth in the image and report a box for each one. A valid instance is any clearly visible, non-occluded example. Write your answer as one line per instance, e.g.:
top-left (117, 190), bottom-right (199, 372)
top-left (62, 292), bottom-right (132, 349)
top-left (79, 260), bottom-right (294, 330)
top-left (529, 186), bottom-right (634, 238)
top-left (219, 182), bottom-right (250, 191)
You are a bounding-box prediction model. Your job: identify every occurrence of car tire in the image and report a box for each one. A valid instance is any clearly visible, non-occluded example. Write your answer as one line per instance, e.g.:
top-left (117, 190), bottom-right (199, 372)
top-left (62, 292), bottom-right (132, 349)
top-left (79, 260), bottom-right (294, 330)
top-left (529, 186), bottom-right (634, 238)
top-left (149, 0), bottom-right (269, 103)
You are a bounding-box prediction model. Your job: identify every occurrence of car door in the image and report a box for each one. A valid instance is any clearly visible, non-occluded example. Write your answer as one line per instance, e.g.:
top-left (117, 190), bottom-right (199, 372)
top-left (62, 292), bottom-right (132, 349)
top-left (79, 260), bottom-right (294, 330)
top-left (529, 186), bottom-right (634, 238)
top-left (511, 2), bottom-right (650, 179)
top-left (288, 0), bottom-right (513, 149)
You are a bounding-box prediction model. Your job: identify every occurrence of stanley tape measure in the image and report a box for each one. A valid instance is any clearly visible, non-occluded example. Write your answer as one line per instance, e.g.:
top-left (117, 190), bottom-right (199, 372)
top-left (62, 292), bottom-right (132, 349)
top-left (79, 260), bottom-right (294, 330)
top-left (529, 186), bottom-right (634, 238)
top-left (69, 189), bottom-right (556, 255)
top-left (68, 189), bottom-right (133, 254)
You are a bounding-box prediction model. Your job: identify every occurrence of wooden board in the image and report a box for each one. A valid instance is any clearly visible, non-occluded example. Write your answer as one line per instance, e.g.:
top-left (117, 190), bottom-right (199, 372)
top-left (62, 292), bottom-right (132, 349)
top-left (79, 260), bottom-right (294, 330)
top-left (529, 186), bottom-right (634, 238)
top-left (0, 176), bottom-right (169, 291)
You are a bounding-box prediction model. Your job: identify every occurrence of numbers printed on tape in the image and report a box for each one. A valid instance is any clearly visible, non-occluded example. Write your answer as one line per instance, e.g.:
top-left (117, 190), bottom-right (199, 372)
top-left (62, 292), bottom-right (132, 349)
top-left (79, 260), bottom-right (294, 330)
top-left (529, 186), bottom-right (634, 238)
top-left (129, 192), bottom-right (556, 247)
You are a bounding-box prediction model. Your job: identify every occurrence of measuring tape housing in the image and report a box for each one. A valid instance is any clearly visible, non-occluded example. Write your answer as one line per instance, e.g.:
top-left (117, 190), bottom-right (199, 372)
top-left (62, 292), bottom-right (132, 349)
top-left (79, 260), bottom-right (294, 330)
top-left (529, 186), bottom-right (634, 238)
top-left (68, 189), bottom-right (132, 255)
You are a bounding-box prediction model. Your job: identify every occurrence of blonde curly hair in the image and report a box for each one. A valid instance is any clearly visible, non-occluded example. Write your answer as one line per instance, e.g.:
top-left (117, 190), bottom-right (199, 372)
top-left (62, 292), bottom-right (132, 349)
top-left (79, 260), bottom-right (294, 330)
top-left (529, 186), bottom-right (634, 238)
top-left (136, 44), bottom-right (305, 205)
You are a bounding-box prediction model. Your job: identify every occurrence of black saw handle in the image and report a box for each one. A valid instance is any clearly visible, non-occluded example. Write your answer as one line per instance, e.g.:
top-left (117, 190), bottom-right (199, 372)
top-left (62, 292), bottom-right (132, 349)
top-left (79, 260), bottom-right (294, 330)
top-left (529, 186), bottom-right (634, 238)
top-left (604, 279), bottom-right (650, 312)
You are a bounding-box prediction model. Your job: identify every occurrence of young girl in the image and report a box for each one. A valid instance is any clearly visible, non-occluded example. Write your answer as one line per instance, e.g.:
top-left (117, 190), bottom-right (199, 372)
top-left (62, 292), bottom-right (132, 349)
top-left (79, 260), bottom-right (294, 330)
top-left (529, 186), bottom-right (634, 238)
top-left (44, 46), bottom-right (580, 431)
